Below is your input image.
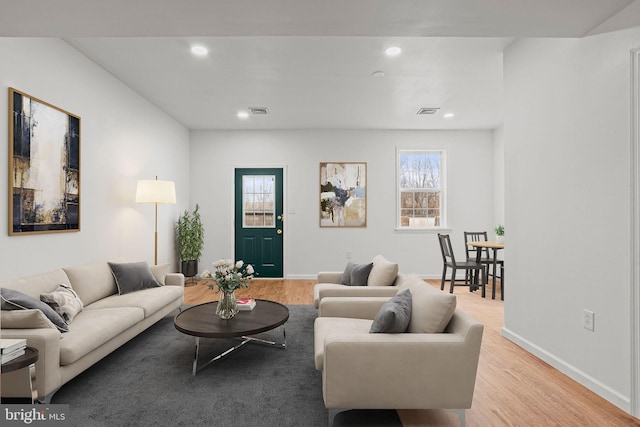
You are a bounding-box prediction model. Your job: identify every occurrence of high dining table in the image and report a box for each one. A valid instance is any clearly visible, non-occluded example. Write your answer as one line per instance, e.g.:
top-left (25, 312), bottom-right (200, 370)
top-left (467, 240), bottom-right (504, 300)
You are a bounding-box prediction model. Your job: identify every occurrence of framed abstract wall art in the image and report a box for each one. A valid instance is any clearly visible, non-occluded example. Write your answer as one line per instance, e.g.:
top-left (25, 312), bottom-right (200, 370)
top-left (8, 88), bottom-right (80, 235)
top-left (320, 162), bottom-right (367, 227)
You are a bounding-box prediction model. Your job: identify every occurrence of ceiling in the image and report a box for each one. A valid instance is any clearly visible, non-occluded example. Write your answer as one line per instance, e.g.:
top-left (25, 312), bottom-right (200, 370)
top-left (3, 0), bottom-right (640, 130)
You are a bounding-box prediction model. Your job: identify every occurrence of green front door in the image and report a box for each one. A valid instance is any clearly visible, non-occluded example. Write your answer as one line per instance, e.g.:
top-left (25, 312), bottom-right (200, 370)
top-left (234, 168), bottom-right (284, 278)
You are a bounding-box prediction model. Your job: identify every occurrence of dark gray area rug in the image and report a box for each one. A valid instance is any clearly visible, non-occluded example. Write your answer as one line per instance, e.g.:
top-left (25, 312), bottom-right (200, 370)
top-left (52, 305), bottom-right (402, 427)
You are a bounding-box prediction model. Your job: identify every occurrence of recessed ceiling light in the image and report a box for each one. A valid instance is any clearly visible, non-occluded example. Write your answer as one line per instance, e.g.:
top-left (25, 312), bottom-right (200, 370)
top-left (237, 111), bottom-right (249, 119)
top-left (190, 45), bottom-right (208, 56)
top-left (443, 113), bottom-right (455, 119)
top-left (385, 46), bottom-right (402, 56)
top-left (371, 71), bottom-right (385, 78)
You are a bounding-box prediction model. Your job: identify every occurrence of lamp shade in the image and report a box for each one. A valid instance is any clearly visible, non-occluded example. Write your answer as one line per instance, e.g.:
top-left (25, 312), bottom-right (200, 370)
top-left (135, 179), bottom-right (176, 204)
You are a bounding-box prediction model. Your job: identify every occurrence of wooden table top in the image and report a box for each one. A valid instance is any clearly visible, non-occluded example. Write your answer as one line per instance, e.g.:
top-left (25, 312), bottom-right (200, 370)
top-left (467, 241), bottom-right (505, 249)
top-left (1, 347), bottom-right (38, 374)
top-left (174, 299), bottom-right (289, 339)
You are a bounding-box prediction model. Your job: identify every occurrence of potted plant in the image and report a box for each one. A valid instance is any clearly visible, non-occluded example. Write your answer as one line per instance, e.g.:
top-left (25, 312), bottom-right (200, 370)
top-left (176, 204), bottom-right (204, 278)
top-left (494, 224), bottom-right (504, 243)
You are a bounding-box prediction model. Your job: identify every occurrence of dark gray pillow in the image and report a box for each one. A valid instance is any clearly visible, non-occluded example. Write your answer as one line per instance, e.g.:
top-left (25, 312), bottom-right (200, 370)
top-left (108, 261), bottom-right (161, 295)
top-left (370, 289), bottom-right (412, 333)
top-left (1, 288), bottom-right (69, 332)
top-left (340, 262), bottom-right (374, 286)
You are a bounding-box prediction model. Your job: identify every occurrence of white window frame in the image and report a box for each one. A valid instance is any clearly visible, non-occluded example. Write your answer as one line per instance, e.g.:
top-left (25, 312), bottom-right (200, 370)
top-left (395, 148), bottom-right (447, 232)
top-left (242, 174), bottom-right (276, 229)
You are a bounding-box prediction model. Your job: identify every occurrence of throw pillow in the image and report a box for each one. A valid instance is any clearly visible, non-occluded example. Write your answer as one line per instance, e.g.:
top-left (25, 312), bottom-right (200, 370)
top-left (399, 274), bottom-right (457, 333)
top-left (370, 289), bottom-right (412, 333)
top-left (1, 309), bottom-right (60, 330)
top-left (150, 263), bottom-right (169, 286)
top-left (108, 261), bottom-right (162, 295)
top-left (40, 283), bottom-right (84, 322)
top-left (367, 255), bottom-right (399, 286)
top-left (340, 262), bottom-right (374, 286)
top-left (1, 288), bottom-right (69, 332)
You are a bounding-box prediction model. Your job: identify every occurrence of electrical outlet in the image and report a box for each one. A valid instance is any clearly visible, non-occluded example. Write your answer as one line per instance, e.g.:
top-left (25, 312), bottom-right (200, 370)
top-left (584, 309), bottom-right (595, 331)
top-left (345, 251), bottom-right (352, 259)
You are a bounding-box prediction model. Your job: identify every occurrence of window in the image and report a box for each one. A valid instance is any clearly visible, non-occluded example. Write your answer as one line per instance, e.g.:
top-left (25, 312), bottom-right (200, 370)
top-left (243, 175), bottom-right (276, 227)
top-left (397, 150), bottom-right (445, 229)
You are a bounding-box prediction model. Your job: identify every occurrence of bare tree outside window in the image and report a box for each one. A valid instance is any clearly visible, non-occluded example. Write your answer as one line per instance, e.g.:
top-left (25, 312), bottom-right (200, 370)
top-left (398, 151), bottom-right (443, 228)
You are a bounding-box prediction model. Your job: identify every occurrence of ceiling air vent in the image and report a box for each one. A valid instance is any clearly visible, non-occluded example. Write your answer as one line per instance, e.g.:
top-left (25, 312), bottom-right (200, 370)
top-left (249, 107), bottom-right (268, 115)
top-left (416, 107), bottom-right (440, 115)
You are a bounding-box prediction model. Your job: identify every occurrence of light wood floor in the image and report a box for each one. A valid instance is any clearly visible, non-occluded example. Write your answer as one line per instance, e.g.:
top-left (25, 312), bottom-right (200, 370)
top-left (184, 279), bottom-right (640, 426)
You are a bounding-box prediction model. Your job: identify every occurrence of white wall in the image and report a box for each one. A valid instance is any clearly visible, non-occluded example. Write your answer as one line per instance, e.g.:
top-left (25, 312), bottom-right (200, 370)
top-left (503, 28), bottom-right (640, 412)
top-left (493, 125), bottom-right (505, 226)
top-left (190, 129), bottom-right (495, 278)
top-left (0, 38), bottom-right (190, 279)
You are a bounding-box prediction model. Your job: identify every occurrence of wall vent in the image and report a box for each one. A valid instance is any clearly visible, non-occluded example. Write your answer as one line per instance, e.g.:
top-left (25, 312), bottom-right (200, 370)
top-left (416, 107), bottom-right (440, 115)
top-left (249, 107), bottom-right (268, 115)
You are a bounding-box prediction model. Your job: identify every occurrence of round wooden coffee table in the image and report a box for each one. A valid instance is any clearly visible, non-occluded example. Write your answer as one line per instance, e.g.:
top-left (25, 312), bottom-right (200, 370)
top-left (174, 299), bottom-right (289, 375)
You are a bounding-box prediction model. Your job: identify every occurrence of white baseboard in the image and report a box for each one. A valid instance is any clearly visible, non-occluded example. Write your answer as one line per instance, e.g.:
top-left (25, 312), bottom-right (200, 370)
top-left (501, 326), bottom-right (631, 414)
top-left (284, 274), bottom-right (318, 280)
top-left (284, 273), bottom-right (445, 280)
top-left (283, 273), bottom-right (455, 280)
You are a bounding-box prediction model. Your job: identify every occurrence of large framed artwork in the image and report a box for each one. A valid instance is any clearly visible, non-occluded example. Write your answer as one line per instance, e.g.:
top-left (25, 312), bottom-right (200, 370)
top-left (8, 88), bottom-right (80, 235)
top-left (320, 162), bottom-right (367, 227)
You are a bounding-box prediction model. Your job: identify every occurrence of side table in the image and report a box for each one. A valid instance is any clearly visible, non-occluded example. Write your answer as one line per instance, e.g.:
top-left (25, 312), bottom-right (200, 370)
top-left (1, 346), bottom-right (39, 403)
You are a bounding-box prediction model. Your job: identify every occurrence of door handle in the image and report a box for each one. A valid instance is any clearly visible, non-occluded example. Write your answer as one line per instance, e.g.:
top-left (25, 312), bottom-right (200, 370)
top-left (277, 215), bottom-right (284, 221)
top-left (277, 229), bottom-right (283, 235)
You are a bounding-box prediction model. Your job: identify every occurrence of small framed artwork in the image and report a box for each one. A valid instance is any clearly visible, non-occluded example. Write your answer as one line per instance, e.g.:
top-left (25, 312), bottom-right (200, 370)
top-left (8, 88), bottom-right (80, 235)
top-left (320, 162), bottom-right (367, 227)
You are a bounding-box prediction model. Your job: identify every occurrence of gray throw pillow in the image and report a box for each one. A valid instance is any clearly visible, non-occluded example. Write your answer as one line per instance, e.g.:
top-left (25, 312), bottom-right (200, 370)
top-left (1, 287), bottom-right (69, 332)
top-left (340, 262), bottom-right (374, 286)
top-left (370, 289), bottom-right (412, 333)
top-left (108, 261), bottom-right (161, 295)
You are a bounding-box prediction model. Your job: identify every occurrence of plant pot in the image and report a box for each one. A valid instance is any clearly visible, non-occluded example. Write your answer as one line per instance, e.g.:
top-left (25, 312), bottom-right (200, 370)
top-left (181, 260), bottom-right (198, 278)
top-left (496, 235), bottom-right (504, 244)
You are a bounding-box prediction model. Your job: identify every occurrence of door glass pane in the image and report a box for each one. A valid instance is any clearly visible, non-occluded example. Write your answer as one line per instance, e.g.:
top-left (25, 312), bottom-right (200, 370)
top-left (264, 193), bottom-right (275, 226)
top-left (243, 175), bottom-right (276, 228)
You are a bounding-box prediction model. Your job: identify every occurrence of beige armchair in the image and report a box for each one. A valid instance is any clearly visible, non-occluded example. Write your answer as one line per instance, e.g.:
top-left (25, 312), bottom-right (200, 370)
top-left (314, 255), bottom-right (400, 308)
top-left (314, 274), bottom-right (484, 427)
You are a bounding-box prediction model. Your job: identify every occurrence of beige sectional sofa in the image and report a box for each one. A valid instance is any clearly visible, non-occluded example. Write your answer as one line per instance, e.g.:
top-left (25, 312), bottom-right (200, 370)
top-left (0, 259), bottom-right (184, 403)
top-left (314, 254), bottom-right (401, 308)
top-left (314, 273), bottom-right (484, 427)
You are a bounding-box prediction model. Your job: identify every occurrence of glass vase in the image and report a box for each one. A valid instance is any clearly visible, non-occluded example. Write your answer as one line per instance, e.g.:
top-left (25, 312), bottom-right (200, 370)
top-left (216, 289), bottom-right (238, 319)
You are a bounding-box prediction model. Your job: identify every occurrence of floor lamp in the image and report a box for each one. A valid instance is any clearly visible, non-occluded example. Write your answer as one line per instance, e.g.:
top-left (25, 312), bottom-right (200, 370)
top-left (136, 176), bottom-right (176, 265)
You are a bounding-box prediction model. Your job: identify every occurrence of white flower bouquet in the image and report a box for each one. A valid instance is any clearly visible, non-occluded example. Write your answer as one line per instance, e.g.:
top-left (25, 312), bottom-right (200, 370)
top-left (200, 259), bottom-right (255, 293)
